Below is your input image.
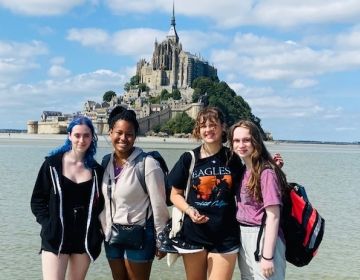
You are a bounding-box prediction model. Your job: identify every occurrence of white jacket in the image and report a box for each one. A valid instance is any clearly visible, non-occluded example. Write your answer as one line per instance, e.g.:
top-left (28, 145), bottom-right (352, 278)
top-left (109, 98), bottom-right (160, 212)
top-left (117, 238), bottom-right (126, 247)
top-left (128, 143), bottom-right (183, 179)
top-left (99, 147), bottom-right (169, 241)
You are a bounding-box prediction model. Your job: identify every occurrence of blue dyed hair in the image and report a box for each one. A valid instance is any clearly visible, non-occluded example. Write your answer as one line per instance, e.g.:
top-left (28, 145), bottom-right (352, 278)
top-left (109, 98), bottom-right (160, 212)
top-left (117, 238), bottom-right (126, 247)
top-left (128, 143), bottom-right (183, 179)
top-left (49, 116), bottom-right (98, 168)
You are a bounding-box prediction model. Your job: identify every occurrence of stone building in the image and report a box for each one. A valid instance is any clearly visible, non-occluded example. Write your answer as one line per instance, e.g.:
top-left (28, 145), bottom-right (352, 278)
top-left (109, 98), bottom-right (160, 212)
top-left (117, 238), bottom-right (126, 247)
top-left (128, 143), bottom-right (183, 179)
top-left (27, 5), bottom-right (208, 135)
top-left (136, 5), bottom-right (217, 93)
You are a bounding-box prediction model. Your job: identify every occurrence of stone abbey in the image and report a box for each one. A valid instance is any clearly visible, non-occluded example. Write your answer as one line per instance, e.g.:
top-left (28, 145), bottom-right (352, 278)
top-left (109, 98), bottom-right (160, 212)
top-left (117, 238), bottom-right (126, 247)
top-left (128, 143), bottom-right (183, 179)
top-left (137, 6), bottom-right (217, 92)
top-left (27, 5), bottom-right (216, 135)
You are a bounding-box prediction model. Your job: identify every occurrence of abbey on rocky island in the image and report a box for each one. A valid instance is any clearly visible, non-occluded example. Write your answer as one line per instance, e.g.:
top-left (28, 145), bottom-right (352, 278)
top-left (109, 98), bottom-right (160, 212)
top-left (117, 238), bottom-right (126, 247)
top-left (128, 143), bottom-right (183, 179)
top-left (27, 4), bottom-right (216, 135)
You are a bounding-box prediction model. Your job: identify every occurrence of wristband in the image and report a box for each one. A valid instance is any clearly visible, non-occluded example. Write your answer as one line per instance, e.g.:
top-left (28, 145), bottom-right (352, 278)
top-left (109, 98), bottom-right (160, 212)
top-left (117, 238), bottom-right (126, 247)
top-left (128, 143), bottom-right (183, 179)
top-left (185, 206), bottom-right (195, 215)
top-left (262, 255), bottom-right (274, 261)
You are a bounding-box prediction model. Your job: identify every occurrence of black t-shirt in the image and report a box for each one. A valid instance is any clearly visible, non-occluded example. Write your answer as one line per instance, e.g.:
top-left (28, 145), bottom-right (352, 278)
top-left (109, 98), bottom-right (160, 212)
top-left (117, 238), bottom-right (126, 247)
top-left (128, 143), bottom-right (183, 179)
top-left (168, 146), bottom-right (243, 247)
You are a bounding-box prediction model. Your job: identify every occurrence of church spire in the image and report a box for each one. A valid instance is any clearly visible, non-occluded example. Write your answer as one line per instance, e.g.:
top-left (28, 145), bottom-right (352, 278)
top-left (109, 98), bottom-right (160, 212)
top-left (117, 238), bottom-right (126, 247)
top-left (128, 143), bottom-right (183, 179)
top-left (171, 1), bottom-right (176, 27)
top-left (167, 1), bottom-right (179, 43)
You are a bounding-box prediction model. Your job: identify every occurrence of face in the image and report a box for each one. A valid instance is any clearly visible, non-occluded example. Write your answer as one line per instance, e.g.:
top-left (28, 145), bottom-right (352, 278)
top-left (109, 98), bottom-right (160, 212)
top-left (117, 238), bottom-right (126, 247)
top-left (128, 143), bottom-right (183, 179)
top-left (109, 120), bottom-right (136, 156)
top-left (199, 118), bottom-right (223, 145)
top-left (68, 124), bottom-right (92, 154)
top-left (232, 126), bottom-right (254, 160)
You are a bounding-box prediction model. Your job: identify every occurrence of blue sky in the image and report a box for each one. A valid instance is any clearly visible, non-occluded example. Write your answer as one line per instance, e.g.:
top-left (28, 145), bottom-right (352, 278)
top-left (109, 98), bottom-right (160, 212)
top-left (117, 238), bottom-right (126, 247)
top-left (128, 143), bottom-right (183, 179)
top-left (0, 0), bottom-right (359, 142)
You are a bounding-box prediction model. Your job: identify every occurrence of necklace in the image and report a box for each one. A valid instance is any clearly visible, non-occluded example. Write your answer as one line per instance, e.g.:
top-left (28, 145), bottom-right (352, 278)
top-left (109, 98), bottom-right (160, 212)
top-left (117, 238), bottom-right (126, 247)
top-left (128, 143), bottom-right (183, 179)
top-left (113, 156), bottom-right (126, 177)
top-left (201, 144), bottom-right (221, 157)
top-left (201, 144), bottom-right (216, 158)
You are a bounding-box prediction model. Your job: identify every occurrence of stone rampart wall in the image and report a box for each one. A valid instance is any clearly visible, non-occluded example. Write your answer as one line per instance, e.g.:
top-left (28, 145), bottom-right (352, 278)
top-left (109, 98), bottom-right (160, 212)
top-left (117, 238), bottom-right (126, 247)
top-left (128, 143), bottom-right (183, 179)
top-left (37, 121), bottom-right (68, 134)
top-left (28, 103), bottom-right (203, 135)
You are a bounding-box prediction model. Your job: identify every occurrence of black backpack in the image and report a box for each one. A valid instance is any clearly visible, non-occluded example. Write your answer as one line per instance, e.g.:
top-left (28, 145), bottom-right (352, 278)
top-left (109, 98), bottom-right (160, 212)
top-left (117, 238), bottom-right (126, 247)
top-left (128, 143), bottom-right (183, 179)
top-left (255, 182), bottom-right (325, 267)
top-left (101, 151), bottom-right (172, 206)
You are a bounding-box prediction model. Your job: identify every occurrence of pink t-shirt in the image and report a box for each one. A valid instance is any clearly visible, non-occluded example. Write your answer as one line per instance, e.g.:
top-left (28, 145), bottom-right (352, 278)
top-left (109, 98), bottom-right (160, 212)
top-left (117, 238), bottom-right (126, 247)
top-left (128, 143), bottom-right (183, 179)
top-left (236, 168), bottom-right (282, 226)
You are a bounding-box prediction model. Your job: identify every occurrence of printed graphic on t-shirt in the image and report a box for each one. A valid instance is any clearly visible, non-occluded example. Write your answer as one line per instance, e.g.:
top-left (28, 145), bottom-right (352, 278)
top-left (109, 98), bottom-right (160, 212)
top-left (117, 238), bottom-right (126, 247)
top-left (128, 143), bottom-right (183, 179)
top-left (192, 164), bottom-right (233, 204)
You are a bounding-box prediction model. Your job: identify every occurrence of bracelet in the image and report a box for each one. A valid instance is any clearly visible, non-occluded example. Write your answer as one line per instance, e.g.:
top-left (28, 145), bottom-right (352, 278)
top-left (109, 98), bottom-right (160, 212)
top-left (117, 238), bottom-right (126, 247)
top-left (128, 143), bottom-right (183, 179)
top-left (262, 255), bottom-right (274, 261)
top-left (185, 206), bottom-right (195, 215)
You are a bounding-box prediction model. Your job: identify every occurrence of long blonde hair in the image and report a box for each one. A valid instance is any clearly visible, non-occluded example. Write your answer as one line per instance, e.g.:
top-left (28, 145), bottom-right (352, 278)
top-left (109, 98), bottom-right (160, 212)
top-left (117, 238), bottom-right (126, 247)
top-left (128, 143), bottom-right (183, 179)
top-left (229, 120), bottom-right (287, 202)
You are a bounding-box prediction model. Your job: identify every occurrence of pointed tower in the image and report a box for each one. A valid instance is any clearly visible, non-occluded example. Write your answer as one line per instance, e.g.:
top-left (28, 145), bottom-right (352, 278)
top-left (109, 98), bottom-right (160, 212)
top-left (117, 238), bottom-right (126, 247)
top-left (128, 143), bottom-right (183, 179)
top-left (166, 2), bottom-right (179, 44)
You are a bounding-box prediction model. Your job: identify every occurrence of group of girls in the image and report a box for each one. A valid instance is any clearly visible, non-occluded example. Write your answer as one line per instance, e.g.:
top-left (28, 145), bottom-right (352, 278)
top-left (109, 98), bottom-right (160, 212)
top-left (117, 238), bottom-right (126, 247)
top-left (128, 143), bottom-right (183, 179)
top-left (31, 105), bottom-right (287, 280)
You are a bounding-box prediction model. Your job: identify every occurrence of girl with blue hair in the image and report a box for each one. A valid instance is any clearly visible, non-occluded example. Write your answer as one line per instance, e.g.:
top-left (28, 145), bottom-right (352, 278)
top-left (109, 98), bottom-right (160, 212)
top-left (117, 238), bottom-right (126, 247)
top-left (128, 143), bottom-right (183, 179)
top-left (31, 116), bottom-right (104, 280)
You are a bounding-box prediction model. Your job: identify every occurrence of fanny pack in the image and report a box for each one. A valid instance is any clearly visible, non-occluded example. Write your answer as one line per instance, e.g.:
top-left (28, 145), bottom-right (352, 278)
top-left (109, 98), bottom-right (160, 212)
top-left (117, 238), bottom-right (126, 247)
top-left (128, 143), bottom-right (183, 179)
top-left (107, 176), bottom-right (149, 250)
top-left (109, 223), bottom-right (145, 249)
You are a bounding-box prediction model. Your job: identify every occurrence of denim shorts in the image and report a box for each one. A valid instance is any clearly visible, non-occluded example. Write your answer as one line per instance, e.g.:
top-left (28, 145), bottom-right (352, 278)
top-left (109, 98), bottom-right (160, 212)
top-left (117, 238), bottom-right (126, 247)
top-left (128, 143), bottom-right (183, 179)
top-left (104, 219), bottom-right (156, 263)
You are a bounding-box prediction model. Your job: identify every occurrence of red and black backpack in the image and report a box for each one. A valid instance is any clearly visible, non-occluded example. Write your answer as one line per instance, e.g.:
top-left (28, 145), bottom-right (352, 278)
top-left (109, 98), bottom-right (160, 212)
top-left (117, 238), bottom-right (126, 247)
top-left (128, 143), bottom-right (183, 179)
top-left (255, 182), bottom-right (325, 267)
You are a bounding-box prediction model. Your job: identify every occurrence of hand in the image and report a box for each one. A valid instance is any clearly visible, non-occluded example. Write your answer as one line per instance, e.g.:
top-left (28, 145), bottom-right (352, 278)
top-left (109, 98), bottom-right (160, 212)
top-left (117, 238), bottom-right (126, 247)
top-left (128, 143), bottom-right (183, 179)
top-left (261, 258), bottom-right (275, 278)
top-left (273, 153), bottom-right (284, 168)
top-left (155, 249), bottom-right (166, 260)
top-left (186, 206), bottom-right (209, 224)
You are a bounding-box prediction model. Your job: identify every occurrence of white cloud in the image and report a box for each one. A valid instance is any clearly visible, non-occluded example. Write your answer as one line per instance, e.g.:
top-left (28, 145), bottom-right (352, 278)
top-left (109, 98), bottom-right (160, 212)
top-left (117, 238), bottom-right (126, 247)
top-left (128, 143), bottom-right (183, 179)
top-left (112, 29), bottom-right (165, 57)
top-left (335, 127), bottom-right (356, 131)
top-left (211, 32), bottom-right (360, 82)
top-left (0, 0), bottom-right (86, 16)
top-left (48, 57), bottom-right (71, 78)
top-left (67, 26), bottom-right (227, 62)
top-left (67, 28), bottom-right (110, 47)
top-left (48, 65), bottom-right (71, 78)
top-left (0, 69), bottom-right (127, 128)
top-left (179, 30), bottom-right (227, 55)
top-left (36, 26), bottom-right (55, 36)
top-left (67, 27), bottom-right (165, 58)
top-left (106, 0), bottom-right (171, 14)
top-left (291, 79), bottom-right (318, 88)
top-left (105, 0), bottom-right (360, 29)
top-left (0, 40), bottom-right (48, 85)
top-left (0, 40), bottom-right (47, 57)
top-left (50, 57), bottom-right (66, 65)
top-left (335, 25), bottom-right (360, 49)
top-left (229, 82), bottom-right (330, 121)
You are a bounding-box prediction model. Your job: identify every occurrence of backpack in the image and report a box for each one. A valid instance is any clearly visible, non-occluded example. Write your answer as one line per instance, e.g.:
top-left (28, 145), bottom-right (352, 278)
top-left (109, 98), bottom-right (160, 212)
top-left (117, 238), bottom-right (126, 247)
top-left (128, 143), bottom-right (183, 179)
top-left (255, 182), bottom-right (325, 267)
top-left (101, 151), bottom-right (172, 206)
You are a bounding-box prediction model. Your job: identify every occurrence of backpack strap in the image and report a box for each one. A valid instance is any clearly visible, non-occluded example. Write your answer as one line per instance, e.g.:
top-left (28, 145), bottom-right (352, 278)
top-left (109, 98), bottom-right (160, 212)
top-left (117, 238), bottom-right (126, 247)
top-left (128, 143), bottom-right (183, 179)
top-left (254, 212), bottom-right (267, 262)
top-left (254, 165), bottom-right (282, 262)
top-left (134, 152), bottom-right (148, 194)
top-left (184, 151), bottom-right (195, 201)
top-left (102, 152), bottom-right (147, 194)
top-left (101, 153), bottom-right (111, 169)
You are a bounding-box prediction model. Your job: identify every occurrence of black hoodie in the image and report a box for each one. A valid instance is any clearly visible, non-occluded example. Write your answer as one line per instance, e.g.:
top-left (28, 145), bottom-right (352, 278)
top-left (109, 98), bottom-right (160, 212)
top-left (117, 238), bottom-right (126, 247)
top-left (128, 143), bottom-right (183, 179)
top-left (30, 153), bottom-right (104, 261)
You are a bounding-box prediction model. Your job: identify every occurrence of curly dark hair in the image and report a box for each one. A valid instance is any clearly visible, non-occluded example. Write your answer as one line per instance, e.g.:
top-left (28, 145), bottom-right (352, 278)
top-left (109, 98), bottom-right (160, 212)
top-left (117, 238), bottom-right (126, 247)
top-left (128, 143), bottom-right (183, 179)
top-left (108, 106), bottom-right (139, 135)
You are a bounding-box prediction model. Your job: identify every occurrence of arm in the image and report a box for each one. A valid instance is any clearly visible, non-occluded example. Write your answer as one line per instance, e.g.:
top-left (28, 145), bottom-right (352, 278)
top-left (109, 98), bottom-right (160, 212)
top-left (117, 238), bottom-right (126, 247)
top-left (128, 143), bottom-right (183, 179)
top-left (145, 158), bottom-right (170, 260)
top-left (261, 205), bottom-right (280, 278)
top-left (30, 160), bottom-right (51, 225)
top-left (145, 160), bottom-right (170, 234)
top-left (170, 187), bottom-right (209, 224)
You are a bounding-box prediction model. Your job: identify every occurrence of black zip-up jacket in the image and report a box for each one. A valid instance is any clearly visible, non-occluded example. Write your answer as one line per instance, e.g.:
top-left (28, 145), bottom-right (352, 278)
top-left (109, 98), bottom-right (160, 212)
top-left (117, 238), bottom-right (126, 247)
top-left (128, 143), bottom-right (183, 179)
top-left (30, 153), bottom-right (104, 261)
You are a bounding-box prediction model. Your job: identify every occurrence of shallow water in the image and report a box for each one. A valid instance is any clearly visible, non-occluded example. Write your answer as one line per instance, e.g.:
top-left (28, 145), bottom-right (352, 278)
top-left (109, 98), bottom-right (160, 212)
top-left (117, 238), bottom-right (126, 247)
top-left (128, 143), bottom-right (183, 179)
top-left (1, 137), bottom-right (359, 279)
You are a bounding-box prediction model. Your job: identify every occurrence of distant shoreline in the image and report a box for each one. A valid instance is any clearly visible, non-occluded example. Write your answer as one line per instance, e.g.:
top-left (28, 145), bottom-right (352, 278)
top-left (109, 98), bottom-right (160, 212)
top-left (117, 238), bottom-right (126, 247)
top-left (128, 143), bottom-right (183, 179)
top-left (0, 132), bottom-right (358, 146)
top-left (0, 132), bottom-right (200, 145)
top-left (273, 139), bottom-right (359, 146)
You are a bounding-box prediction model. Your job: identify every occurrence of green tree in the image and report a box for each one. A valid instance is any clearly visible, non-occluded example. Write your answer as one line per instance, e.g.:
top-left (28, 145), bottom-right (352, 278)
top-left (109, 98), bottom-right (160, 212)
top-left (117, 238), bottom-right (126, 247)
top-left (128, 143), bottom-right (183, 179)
top-left (124, 75), bottom-right (140, 92)
top-left (161, 112), bottom-right (195, 134)
top-left (138, 83), bottom-right (149, 93)
top-left (103, 90), bottom-right (116, 102)
top-left (172, 89), bottom-right (181, 100)
top-left (124, 83), bottom-right (130, 92)
top-left (149, 96), bottom-right (161, 104)
top-left (152, 124), bottom-right (162, 133)
top-left (160, 89), bottom-right (170, 100)
top-left (130, 75), bottom-right (140, 85)
top-left (191, 77), bottom-right (264, 135)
